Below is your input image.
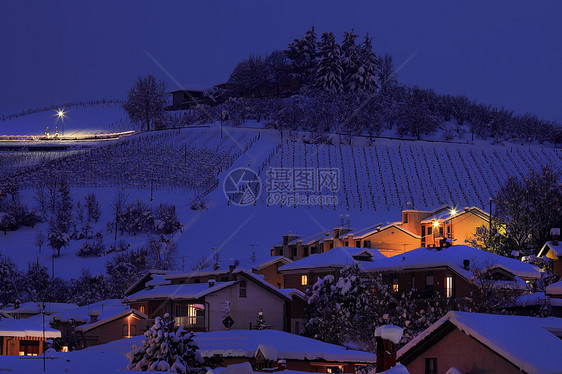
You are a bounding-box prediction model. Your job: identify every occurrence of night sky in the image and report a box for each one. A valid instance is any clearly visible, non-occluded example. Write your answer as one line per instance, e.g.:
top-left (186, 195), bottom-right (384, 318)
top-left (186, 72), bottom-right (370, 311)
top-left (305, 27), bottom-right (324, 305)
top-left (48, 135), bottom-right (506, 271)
top-left (2, 1), bottom-right (561, 122)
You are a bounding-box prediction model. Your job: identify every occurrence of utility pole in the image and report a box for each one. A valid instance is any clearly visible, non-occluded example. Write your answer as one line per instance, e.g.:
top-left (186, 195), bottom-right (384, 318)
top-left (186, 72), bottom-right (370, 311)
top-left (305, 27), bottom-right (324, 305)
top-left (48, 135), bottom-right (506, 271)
top-left (249, 244), bottom-right (258, 266)
top-left (489, 197), bottom-right (493, 248)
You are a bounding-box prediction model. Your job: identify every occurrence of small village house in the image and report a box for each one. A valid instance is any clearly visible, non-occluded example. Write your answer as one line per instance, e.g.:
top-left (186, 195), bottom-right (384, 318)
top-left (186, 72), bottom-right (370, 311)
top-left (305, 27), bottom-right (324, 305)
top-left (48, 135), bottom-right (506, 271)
top-left (397, 311), bottom-right (562, 374)
top-left (361, 245), bottom-right (540, 301)
top-left (125, 266), bottom-right (303, 333)
top-left (0, 315), bottom-right (60, 356)
top-left (537, 228), bottom-right (562, 277)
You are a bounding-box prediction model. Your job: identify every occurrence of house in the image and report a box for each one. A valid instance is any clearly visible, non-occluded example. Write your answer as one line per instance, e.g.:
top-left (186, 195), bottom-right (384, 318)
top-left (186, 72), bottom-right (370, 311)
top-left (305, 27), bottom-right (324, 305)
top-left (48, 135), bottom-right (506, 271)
top-left (342, 223), bottom-right (421, 256)
top-left (256, 256), bottom-right (292, 289)
top-left (125, 267), bottom-right (297, 333)
top-left (49, 299), bottom-right (147, 350)
top-left (397, 311), bottom-right (562, 374)
top-left (170, 87), bottom-right (216, 110)
top-left (269, 206), bottom-right (490, 261)
top-left (538, 228), bottom-right (562, 277)
top-left (0, 314), bottom-right (60, 355)
top-left (1, 302), bottom-right (78, 319)
top-left (74, 309), bottom-right (147, 348)
top-left (362, 245), bottom-right (540, 300)
top-left (270, 227), bottom-right (352, 260)
top-left (277, 246), bottom-right (385, 292)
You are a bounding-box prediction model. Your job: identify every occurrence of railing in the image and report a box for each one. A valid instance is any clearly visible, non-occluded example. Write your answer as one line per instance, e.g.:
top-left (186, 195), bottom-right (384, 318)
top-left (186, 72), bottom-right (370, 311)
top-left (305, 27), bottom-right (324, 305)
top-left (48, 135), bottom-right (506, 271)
top-left (174, 316), bottom-right (205, 329)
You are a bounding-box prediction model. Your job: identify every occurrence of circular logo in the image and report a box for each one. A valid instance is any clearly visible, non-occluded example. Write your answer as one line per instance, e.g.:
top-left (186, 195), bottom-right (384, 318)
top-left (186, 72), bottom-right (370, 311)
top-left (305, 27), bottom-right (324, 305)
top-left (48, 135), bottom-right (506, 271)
top-left (223, 167), bottom-right (261, 206)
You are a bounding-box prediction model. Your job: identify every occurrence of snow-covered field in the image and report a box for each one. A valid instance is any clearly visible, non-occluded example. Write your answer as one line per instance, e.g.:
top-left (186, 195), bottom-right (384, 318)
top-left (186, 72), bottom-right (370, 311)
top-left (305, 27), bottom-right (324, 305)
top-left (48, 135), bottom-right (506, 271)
top-left (1, 108), bottom-right (561, 279)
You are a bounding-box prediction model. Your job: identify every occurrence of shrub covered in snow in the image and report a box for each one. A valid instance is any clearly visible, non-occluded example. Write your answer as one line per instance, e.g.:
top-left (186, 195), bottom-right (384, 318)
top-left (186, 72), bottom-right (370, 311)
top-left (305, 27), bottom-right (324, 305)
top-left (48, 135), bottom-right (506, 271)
top-left (126, 314), bottom-right (206, 373)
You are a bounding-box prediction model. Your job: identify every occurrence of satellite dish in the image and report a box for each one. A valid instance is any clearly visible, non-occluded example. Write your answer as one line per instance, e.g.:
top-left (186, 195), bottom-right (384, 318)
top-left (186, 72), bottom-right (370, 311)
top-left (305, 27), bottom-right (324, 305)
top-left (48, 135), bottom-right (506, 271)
top-left (234, 259), bottom-right (240, 267)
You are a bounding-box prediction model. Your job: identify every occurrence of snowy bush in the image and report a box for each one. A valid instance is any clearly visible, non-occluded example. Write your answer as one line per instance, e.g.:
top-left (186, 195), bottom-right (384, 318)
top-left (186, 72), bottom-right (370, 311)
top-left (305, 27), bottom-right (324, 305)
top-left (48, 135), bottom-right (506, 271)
top-left (126, 314), bottom-right (206, 373)
top-left (76, 238), bottom-right (105, 257)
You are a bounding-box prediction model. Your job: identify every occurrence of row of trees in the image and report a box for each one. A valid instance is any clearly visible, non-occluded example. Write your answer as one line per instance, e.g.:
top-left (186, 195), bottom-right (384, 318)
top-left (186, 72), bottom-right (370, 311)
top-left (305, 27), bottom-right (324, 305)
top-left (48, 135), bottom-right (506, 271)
top-left (0, 235), bottom-right (178, 308)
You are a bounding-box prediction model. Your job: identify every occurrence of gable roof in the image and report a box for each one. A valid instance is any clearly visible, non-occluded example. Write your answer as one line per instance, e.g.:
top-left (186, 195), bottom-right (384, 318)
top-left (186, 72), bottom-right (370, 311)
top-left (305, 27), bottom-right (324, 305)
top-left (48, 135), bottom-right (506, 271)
top-left (288, 230), bottom-right (331, 246)
top-left (375, 223), bottom-right (421, 239)
top-left (49, 299), bottom-right (128, 324)
top-left (257, 256), bottom-right (292, 270)
top-left (420, 206), bottom-right (489, 224)
top-left (538, 241), bottom-right (562, 257)
top-left (2, 302), bottom-right (79, 316)
top-left (124, 270), bottom-right (170, 297)
top-left (0, 314), bottom-right (61, 338)
top-left (75, 309), bottom-right (147, 333)
top-left (163, 268), bottom-right (292, 301)
top-left (124, 281), bottom-right (236, 302)
top-left (398, 311), bottom-right (562, 374)
top-left (279, 247), bottom-right (385, 272)
top-left (341, 224), bottom-right (383, 239)
top-left (362, 245), bottom-right (540, 281)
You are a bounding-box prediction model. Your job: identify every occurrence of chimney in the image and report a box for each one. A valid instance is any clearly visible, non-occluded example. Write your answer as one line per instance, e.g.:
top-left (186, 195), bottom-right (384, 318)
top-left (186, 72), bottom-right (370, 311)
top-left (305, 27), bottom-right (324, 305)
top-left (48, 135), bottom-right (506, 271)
top-left (463, 259), bottom-right (470, 270)
top-left (88, 310), bottom-right (100, 324)
top-left (375, 325), bottom-right (403, 373)
top-left (213, 263), bottom-right (220, 271)
top-left (208, 278), bottom-right (216, 288)
top-left (551, 228), bottom-right (560, 245)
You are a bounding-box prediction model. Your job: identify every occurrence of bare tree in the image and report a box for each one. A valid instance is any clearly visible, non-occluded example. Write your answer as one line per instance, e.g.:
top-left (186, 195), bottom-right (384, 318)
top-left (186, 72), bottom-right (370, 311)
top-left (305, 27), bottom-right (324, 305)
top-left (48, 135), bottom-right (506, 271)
top-left (123, 74), bottom-right (168, 132)
top-left (35, 230), bottom-right (45, 253)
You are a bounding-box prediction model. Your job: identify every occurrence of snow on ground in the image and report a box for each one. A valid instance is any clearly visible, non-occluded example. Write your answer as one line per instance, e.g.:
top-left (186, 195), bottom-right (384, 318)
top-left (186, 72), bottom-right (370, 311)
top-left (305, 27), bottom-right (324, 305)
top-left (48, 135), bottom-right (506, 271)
top-left (1, 119), bottom-right (561, 279)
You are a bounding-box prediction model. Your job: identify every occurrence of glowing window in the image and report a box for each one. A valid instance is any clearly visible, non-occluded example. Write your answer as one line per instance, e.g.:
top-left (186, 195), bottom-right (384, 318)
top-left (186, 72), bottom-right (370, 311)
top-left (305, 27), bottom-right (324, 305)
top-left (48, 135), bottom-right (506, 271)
top-left (446, 275), bottom-right (453, 298)
top-left (301, 275), bottom-right (308, 286)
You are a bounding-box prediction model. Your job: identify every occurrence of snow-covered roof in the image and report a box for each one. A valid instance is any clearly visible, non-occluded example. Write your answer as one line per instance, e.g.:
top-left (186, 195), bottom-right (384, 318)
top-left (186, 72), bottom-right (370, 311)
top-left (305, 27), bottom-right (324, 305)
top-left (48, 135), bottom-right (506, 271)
top-left (538, 241), bottom-right (562, 257)
top-left (145, 274), bottom-right (171, 287)
top-left (257, 256), bottom-right (292, 270)
top-left (375, 223), bottom-right (421, 239)
top-left (398, 311), bottom-right (562, 374)
top-left (546, 280), bottom-right (562, 297)
top-left (278, 288), bottom-right (307, 301)
top-left (125, 282), bottom-right (236, 302)
top-left (279, 247), bottom-right (385, 272)
top-left (2, 302), bottom-right (79, 316)
top-left (369, 364), bottom-right (410, 374)
top-left (514, 292), bottom-right (547, 307)
top-left (194, 330), bottom-right (376, 363)
top-left (362, 245), bottom-right (540, 280)
top-left (0, 314), bottom-right (61, 338)
top-left (50, 299), bottom-right (128, 324)
top-left (75, 309), bottom-right (147, 333)
top-left (256, 344), bottom-right (278, 361)
top-left (341, 223), bottom-right (382, 239)
top-left (123, 270), bottom-right (170, 296)
top-left (402, 205), bottom-right (451, 215)
top-left (163, 268), bottom-right (291, 301)
top-left (288, 230), bottom-right (331, 246)
top-left (420, 206), bottom-right (489, 223)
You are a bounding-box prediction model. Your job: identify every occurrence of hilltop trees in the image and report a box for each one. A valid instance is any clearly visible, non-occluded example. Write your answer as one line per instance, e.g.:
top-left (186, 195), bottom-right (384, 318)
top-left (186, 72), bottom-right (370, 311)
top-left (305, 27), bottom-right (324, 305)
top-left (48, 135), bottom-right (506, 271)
top-left (123, 74), bottom-right (168, 132)
top-left (315, 32), bottom-right (343, 93)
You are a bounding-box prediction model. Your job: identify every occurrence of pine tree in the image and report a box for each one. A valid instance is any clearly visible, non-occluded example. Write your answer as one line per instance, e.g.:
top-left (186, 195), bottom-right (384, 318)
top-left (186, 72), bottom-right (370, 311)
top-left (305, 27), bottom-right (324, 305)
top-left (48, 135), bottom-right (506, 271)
top-left (126, 314), bottom-right (206, 373)
top-left (286, 26), bottom-right (318, 87)
top-left (378, 54), bottom-right (397, 92)
top-left (0, 254), bottom-right (21, 307)
top-left (85, 193), bottom-right (101, 223)
top-left (315, 32), bottom-right (343, 93)
top-left (256, 311), bottom-right (266, 330)
top-left (341, 30), bottom-right (362, 93)
top-left (356, 33), bottom-right (379, 92)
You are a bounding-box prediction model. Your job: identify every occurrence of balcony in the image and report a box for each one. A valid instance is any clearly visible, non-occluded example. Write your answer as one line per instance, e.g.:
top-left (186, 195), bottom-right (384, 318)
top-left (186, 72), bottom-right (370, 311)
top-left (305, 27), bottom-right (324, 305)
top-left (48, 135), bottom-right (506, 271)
top-left (174, 316), bottom-right (205, 330)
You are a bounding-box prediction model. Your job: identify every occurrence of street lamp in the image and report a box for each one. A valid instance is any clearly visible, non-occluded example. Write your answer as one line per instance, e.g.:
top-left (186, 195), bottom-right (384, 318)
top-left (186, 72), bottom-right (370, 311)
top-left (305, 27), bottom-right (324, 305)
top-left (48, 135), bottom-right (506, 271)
top-left (450, 208), bottom-right (457, 242)
top-left (55, 109), bottom-right (66, 136)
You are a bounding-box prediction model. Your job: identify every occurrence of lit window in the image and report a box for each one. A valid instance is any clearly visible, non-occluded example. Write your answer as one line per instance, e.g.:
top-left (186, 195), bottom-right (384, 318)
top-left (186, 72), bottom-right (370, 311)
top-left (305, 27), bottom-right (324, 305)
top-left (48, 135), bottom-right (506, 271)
top-left (301, 275), bottom-right (308, 286)
top-left (139, 305), bottom-right (145, 314)
top-left (446, 275), bottom-right (453, 298)
top-left (392, 283), bottom-right (399, 292)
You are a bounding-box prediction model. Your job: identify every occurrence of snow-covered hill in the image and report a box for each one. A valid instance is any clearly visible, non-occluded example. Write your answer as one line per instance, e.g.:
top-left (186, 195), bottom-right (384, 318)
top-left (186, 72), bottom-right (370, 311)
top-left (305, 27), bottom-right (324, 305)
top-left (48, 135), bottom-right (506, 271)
top-left (1, 117), bottom-right (561, 279)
